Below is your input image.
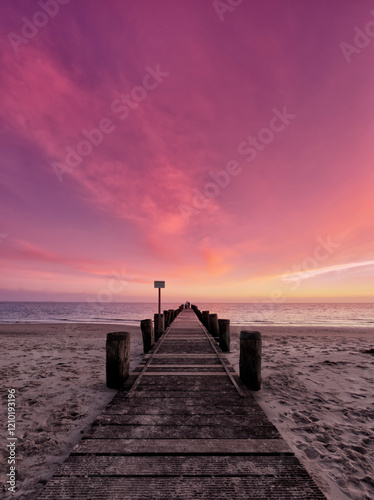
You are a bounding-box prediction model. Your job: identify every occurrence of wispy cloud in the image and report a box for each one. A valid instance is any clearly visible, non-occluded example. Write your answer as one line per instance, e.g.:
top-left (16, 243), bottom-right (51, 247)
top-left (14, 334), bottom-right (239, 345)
top-left (279, 260), bottom-right (374, 282)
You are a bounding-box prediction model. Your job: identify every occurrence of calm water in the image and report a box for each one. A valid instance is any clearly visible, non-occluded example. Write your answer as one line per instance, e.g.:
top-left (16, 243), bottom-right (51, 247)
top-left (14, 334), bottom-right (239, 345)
top-left (0, 302), bottom-right (373, 328)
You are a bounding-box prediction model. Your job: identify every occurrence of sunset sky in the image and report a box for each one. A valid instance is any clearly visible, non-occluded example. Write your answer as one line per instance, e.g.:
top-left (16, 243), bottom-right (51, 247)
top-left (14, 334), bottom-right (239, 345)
top-left (1, 0), bottom-right (374, 302)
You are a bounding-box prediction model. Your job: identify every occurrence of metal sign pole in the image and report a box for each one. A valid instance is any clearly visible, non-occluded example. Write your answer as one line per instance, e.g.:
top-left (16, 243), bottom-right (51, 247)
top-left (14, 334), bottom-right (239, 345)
top-left (154, 281), bottom-right (165, 319)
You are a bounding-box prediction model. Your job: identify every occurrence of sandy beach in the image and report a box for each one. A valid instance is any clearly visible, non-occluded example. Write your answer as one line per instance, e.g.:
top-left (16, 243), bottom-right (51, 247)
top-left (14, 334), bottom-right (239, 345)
top-left (0, 323), bottom-right (373, 500)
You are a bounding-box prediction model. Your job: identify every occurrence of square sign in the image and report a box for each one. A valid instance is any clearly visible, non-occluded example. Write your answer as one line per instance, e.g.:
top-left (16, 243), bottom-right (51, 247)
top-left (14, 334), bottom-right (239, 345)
top-left (154, 281), bottom-right (165, 288)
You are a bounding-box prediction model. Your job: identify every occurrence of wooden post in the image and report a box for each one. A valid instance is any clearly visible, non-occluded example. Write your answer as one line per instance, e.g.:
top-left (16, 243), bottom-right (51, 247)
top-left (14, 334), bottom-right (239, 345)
top-left (163, 310), bottom-right (169, 328)
top-left (196, 308), bottom-right (203, 321)
top-left (218, 319), bottom-right (230, 352)
top-left (140, 319), bottom-right (154, 354)
top-left (209, 313), bottom-right (219, 337)
top-left (169, 309), bottom-right (174, 324)
top-left (239, 331), bottom-right (262, 391)
top-left (202, 310), bottom-right (210, 331)
top-left (106, 332), bottom-right (130, 390)
top-left (154, 313), bottom-right (164, 341)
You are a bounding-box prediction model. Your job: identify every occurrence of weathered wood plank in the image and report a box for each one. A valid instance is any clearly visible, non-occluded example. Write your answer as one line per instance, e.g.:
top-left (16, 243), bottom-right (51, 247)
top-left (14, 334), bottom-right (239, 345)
top-left (93, 414), bottom-right (280, 429)
top-left (36, 476), bottom-right (327, 500)
top-left (131, 389), bottom-right (239, 397)
top-left (85, 424), bottom-right (280, 439)
top-left (104, 402), bottom-right (263, 415)
top-left (142, 371), bottom-right (227, 375)
top-left (150, 354), bottom-right (217, 357)
top-left (148, 364), bottom-right (222, 367)
top-left (135, 374), bottom-right (235, 386)
top-left (73, 438), bottom-right (291, 455)
top-left (53, 454), bottom-right (309, 477)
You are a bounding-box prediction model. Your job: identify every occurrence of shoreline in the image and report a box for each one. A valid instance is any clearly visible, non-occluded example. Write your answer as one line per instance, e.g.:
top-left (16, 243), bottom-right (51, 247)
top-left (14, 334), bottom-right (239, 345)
top-left (1, 322), bottom-right (373, 333)
top-left (0, 323), bottom-right (373, 499)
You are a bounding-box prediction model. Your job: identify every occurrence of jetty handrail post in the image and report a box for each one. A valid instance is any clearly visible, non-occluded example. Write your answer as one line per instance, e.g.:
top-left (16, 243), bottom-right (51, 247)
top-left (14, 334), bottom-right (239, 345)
top-left (140, 319), bottom-right (154, 354)
top-left (202, 310), bottom-right (210, 331)
top-left (209, 313), bottom-right (219, 338)
top-left (239, 331), bottom-right (262, 391)
top-left (106, 332), bottom-right (130, 390)
top-left (218, 319), bottom-right (230, 352)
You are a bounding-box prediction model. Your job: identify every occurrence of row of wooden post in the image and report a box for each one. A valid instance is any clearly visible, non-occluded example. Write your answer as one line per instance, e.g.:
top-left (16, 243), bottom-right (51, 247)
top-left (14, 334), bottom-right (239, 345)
top-left (106, 303), bottom-right (261, 392)
top-left (191, 305), bottom-right (230, 353)
top-left (191, 304), bottom-right (261, 390)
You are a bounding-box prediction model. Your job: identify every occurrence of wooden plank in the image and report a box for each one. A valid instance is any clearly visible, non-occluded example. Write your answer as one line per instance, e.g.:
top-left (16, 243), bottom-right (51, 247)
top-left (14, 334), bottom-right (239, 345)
top-left (142, 372), bottom-right (227, 376)
top-left (109, 393), bottom-right (255, 405)
top-left (85, 424), bottom-right (280, 439)
top-left (37, 476), bottom-right (327, 499)
top-left (53, 454), bottom-right (307, 477)
top-left (131, 390), bottom-right (239, 398)
top-left (135, 375), bottom-right (235, 385)
top-left (104, 402), bottom-right (262, 416)
top-left (94, 414), bottom-right (280, 428)
top-left (148, 363), bottom-right (224, 373)
top-left (73, 438), bottom-right (291, 455)
top-left (150, 354), bottom-right (217, 358)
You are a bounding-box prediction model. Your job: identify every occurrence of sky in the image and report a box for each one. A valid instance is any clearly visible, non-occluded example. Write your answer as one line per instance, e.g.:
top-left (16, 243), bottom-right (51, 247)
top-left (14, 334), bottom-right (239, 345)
top-left (0, 0), bottom-right (374, 303)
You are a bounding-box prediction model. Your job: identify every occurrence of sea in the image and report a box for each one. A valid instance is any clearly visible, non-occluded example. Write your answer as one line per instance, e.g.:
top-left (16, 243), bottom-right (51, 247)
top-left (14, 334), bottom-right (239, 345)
top-left (0, 302), bottom-right (373, 328)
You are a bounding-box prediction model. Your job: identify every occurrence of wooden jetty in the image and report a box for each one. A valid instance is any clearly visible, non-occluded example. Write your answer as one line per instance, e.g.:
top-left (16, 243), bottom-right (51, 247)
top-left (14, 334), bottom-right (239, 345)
top-left (38, 308), bottom-right (326, 499)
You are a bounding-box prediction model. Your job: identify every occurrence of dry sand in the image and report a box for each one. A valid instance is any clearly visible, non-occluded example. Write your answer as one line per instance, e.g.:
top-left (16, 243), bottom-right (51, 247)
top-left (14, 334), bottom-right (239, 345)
top-left (0, 323), bottom-right (373, 500)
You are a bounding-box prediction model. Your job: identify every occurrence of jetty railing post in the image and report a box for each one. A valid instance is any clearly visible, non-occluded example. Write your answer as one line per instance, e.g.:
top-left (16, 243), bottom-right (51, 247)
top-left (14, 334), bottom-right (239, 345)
top-left (218, 319), bottom-right (230, 352)
top-left (106, 332), bottom-right (130, 390)
top-left (209, 313), bottom-right (219, 338)
top-left (140, 319), bottom-right (154, 354)
top-left (202, 310), bottom-right (210, 331)
top-left (239, 331), bottom-right (262, 391)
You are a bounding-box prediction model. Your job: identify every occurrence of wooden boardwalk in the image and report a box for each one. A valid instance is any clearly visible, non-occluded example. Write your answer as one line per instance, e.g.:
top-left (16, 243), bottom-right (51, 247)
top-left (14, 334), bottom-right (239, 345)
top-left (38, 309), bottom-right (326, 499)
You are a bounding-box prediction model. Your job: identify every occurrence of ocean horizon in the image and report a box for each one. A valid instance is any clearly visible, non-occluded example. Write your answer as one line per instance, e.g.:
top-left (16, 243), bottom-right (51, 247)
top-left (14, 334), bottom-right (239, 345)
top-left (0, 301), bottom-right (372, 328)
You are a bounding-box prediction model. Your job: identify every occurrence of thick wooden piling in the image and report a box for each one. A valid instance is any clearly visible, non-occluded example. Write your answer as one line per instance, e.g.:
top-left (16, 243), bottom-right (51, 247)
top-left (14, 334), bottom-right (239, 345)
top-left (192, 304), bottom-right (201, 320)
top-left (202, 310), bottom-right (210, 331)
top-left (239, 330), bottom-right (262, 391)
top-left (140, 319), bottom-right (154, 354)
top-left (154, 313), bottom-right (164, 341)
top-left (209, 313), bottom-right (219, 338)
top-left (218, 319), bottom-right (230, 352)
top-left (163, 310), bottom-right (169, 328)
top-left (169, 309), bottom-right (175, 324)
top-left (106, 332), bottom-right (130, 390)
